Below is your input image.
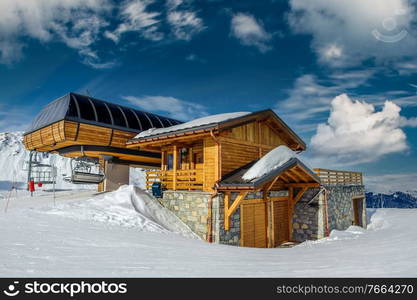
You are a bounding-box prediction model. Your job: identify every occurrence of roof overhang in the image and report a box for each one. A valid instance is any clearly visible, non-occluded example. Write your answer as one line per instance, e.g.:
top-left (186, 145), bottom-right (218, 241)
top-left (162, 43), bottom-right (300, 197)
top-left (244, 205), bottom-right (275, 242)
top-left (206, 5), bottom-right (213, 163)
top-left (217, 158), bottom-right (321, 191)
top-left (127, 109), bottom-right (306, 151)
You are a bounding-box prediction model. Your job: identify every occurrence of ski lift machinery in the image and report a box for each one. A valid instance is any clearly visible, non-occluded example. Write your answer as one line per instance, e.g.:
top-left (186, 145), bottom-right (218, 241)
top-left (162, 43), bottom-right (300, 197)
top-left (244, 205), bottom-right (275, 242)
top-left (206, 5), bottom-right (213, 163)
top-left (24, 151), bottom-right (57, 185)
top-left (63, 156), bottom-right (105, 184)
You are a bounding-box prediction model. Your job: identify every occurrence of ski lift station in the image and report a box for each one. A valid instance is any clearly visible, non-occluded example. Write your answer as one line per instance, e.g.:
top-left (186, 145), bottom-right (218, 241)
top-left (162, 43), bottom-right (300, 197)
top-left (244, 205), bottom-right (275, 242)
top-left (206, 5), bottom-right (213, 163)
top-left (23, 93), bottom-right (366, 248)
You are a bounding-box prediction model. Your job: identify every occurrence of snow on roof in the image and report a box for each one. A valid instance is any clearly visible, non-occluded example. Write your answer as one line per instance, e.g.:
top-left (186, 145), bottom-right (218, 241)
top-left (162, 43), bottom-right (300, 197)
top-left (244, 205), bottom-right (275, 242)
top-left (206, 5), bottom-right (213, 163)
top-left (135, 111), bottom-right (251, 139)
top-left (242, 145), bottom-right (297, 181)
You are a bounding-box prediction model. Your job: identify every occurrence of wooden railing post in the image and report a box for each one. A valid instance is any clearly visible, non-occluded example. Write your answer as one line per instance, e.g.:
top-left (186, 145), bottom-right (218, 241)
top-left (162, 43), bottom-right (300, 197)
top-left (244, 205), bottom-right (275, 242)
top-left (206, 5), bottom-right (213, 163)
top-left (173, 145), bottom-right (177, 190)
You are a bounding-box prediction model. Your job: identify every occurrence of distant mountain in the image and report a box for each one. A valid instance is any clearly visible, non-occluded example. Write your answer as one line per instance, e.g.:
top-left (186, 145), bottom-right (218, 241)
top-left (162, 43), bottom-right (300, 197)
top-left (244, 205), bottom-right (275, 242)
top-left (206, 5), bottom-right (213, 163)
top-left (366, 191), bottom-right (417, 208)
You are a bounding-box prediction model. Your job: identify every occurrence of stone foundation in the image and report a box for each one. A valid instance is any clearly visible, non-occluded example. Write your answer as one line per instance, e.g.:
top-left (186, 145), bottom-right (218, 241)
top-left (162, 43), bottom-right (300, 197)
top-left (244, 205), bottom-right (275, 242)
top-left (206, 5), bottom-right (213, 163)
top-left (158, 185), bottom-right (366, 246)
top-left (292, 185), bottom-right (366, 242)
top-left (159, 190), bottom-right (210, 239)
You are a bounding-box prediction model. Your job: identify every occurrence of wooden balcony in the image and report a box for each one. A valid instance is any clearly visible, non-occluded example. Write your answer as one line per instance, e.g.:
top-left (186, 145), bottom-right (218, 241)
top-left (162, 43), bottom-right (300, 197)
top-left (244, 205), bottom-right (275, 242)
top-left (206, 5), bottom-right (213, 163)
top-left (146, 169), bottom-right (204, 190)
top-left (314, 168), bottom-right (363, 185)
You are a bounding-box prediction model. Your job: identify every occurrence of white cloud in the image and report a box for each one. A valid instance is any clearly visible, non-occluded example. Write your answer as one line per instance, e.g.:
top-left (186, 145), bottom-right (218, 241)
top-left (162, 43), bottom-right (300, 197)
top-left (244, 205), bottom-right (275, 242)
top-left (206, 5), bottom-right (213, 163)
top-left (288, 0), bottom-right (417, 68)
top-left (276, 70), bottom-right (376, 127)
top-left (230, 13), bottom-right (271, 52)
top-left (310, 94), bottom-right (408, 165)
top-left (0, 0), bottom-right (110, 65)
top-left (166, 9), bottom-right (205, 41)
top-left (123, 95), bottom-right (208, 121)
top-left (365, 173), bottom-right (417, 193)
top-left (104, 0), bottom-right (163, 43)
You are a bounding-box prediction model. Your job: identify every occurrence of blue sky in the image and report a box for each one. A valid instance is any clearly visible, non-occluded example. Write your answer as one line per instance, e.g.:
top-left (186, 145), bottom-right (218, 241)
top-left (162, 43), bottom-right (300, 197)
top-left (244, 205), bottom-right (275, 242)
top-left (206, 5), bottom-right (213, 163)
top-left (1, 0), bottom-right (417, 192)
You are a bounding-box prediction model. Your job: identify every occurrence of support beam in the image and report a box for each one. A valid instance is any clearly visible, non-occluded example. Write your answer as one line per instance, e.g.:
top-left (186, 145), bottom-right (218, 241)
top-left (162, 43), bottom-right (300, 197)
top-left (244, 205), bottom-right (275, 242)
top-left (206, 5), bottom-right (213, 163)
top-left (288, 187), bottom-right (293, 242)
top-left (294, 186), bottom-right (309, 205)
top-left (264, 176), bottom-right (280, 193)
top-left (173, 144), bottom-right (177, 190)
top-left (224, 191), bottom-right (248, 230)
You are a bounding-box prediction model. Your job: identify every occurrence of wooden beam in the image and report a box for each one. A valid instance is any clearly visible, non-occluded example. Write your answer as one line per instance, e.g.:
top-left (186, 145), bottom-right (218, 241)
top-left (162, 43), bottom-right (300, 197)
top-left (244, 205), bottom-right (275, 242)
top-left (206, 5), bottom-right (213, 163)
top-left (285, 183), bottom-right (320, 188)
top-left (224, 192), bottom-right (231, 230)
top-left (173, 145), bottom-right (177, 190)
top-left (294, 186), bottom-right (308, 205)
top-left (264, 176), bottom-right (280, 193)
top-left (224, 191), bottom-right (248, 231)
top-left (288, 187), bottom-right (293, 241)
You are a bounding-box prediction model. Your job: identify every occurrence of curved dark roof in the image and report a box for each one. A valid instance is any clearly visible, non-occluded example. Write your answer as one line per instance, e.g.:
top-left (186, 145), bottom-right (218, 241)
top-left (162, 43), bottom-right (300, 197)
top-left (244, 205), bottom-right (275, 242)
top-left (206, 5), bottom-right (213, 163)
top-left (24, 93), bottom-right (182, 135)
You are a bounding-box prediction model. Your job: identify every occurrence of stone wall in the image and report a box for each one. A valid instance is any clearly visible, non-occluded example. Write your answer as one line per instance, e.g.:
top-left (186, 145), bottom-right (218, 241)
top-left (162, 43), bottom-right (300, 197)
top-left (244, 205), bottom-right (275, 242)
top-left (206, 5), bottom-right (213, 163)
top-left (159, 190), bottom-right (210, 239)
top-left (291, 185), bottom-right (366, 242)
top-left (292, 188), bottom-right (324, 242)
top-left (212, 194), bottom-right (240, 246)
top-left (325, 184), bottom-right (366, 231)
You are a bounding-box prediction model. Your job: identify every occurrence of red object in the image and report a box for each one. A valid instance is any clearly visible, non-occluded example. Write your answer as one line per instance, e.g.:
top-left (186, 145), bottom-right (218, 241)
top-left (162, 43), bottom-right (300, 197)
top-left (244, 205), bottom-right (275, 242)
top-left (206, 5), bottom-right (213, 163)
top-left (38, 182), bottom-right (43, 187)
top-left (28, 181), bottom-right (35, 193)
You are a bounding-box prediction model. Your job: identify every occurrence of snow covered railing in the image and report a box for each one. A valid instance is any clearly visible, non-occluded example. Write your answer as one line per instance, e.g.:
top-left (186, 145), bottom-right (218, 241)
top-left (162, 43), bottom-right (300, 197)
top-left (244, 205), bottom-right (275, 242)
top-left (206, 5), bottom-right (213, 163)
top-left (313, 168), bottom-right (363, 185)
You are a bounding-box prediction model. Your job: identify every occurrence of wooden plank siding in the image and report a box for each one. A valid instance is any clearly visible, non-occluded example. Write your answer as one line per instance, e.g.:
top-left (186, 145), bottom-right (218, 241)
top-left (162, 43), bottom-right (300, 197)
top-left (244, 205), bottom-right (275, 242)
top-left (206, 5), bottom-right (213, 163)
top-left (23, 120), bottom-right (160, 165)
top-left (203, 137), bottom-right (219, 192)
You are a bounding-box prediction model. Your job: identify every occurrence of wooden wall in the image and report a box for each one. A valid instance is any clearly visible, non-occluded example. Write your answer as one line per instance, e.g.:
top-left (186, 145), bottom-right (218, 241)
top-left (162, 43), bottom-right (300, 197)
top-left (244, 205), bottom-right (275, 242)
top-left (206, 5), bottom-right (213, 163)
top-left (218, 120), bottom-right (287, 177)
top-left (24, 120), bottom-right (137, 151)
top-left (203, 137), bottom-right (219, 192)
top-left (220, 141), bottom-right (258, 176)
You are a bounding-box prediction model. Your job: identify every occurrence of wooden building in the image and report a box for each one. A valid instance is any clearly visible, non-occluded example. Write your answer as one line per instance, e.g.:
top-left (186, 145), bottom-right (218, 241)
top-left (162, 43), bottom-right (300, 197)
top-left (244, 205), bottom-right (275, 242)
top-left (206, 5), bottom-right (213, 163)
top-left (23, 95), bottom-right (366, 248)
top-left (127, 110), bottom-right (329, 248)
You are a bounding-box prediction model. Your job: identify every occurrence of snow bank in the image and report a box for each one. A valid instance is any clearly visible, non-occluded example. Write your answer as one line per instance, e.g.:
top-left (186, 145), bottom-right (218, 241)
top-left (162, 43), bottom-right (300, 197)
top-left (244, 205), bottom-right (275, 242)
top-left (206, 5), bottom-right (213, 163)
top-left (135, 112), bottom-right (250, 139)
top-left (242, 145), bottom-right (297, 181)
top-left (46, 185), bottom-right (199, 239)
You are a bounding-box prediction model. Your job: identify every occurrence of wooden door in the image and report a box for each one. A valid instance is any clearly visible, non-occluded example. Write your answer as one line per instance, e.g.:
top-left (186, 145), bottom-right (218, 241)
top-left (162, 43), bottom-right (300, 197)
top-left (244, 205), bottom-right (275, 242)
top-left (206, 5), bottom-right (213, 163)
top-left (352, 197), bottom-right (364, 227)
top-left (272, 200), bottom-right (289, 247)
top-left (240, 202), bottom-right (267, 248)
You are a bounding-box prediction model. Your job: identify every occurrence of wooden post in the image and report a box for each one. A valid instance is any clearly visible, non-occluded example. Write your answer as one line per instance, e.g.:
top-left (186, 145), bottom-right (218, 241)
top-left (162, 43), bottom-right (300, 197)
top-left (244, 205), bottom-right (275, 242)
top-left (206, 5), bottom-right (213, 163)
top-left (288, 187), bottom-right (293, 242)
top-left (224, 192), bottom-right (230, 230)
top-left (173, 145), bottom-right (177, 190)
top-left (97, 158), bottom-right (105, 193)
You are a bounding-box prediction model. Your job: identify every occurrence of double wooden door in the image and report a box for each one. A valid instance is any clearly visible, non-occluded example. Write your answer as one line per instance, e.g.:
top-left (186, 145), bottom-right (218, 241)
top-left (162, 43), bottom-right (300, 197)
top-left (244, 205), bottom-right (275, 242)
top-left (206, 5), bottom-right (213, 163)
top-left (240, 200), bottom-right (289, 248)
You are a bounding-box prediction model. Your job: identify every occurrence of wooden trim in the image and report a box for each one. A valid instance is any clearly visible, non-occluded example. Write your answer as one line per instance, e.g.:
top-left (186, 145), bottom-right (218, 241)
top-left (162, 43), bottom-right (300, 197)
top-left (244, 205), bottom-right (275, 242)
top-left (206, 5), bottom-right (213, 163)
top-left (288, 187), bottom-right (293, 241)
top-left (224, 191), bottom-right (248, 230)
top-left (294, 186), bottom-right (308, 205)
top-left (173, 145), bottom-right (178, 190)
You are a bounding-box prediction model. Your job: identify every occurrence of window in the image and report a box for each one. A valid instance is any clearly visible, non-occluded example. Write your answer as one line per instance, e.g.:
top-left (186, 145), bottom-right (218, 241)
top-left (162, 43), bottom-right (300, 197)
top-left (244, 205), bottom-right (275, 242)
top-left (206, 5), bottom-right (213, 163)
top-left (122, 108), bottom-right (141, 130)
top-left (67, 97), bottom-right (79, 118)
top-left (134, 111), bottom-right (152, 129)
top-left (146, 113), bottom-right (164, 128)
top-left (76, 95), bottom-right (96, 121)
top-left (107, 103), bottom-right (126, 127)
top-left (167, 153), bottom-right (174, 170)
top-left (93, 100), bottom-right (112, 124)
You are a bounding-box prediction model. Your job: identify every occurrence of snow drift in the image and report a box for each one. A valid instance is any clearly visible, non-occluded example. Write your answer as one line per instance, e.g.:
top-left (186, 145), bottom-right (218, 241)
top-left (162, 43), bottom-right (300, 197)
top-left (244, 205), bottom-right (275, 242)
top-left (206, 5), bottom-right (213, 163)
top-left (242, 145), bottom-right (297, 181)
top-left (46, 185), bottom-right (199, 239)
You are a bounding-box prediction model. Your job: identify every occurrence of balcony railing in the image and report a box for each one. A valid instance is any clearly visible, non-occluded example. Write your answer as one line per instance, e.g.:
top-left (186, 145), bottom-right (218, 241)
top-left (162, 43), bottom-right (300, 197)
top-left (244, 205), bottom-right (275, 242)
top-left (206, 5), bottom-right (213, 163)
top-left (146, 169), bottom-right (204, 190)
top-left (313, 168), bottom-right (363, 185)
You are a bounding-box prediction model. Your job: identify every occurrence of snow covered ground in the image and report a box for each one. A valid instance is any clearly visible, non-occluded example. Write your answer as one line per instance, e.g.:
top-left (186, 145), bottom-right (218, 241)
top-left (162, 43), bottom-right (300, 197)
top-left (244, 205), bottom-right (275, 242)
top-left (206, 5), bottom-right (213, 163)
top-left (1, 185), bottom-right (417, 277)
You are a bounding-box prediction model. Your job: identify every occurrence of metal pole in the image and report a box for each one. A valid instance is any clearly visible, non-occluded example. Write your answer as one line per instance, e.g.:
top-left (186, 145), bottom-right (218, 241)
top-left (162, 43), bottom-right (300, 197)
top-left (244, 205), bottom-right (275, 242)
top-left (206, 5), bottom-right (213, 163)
top-left (27, 151), bottom-right (34, 191)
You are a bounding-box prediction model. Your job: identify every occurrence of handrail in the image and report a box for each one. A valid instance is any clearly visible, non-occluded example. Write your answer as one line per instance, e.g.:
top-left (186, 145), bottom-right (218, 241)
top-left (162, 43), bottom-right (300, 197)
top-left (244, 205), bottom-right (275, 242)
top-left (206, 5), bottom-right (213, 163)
top-left (146, 168), bottom-right (203, 190)
top-left (313, 168), bottom-right (363, 185)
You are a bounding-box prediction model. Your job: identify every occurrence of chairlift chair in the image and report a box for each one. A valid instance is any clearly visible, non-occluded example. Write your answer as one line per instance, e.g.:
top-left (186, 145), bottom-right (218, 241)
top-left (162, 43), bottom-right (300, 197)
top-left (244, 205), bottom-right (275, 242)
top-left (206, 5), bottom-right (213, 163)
top-left (64, 157), bottom-right (105, 184)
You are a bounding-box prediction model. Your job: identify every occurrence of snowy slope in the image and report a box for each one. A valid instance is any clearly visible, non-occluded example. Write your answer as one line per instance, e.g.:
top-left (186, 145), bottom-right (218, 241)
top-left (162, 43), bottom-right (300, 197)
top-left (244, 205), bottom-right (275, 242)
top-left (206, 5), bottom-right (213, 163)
top-left (45, 185), bottom-right (198, 239)
top-left (1, 185), bottom-right (417, 277)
